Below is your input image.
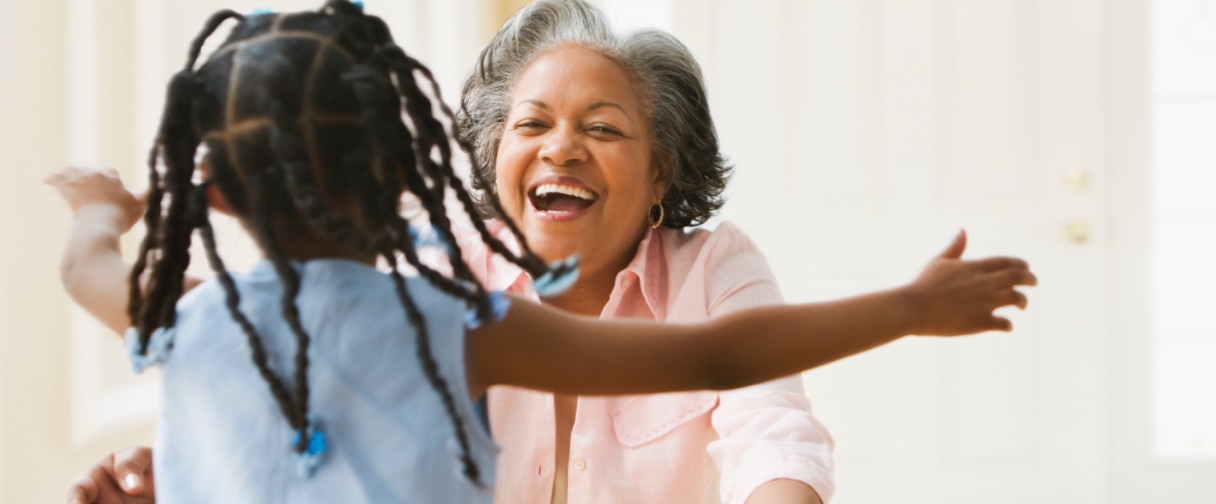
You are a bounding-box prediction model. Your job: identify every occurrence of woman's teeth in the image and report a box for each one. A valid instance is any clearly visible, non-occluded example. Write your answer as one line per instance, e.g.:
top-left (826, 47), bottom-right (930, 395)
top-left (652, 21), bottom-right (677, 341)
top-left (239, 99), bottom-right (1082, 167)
top-left (535, 183), bottom-right (596, 201)
top-left (531, 183), bottom-right (597, 212)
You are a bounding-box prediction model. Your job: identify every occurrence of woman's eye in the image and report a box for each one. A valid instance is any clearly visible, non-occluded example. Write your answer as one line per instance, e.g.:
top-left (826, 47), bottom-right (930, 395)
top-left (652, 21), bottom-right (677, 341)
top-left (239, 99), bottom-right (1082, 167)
top-left (514, 120), bottom-right (547, 131)
top-left (588, 125), bottom-right (622, 136)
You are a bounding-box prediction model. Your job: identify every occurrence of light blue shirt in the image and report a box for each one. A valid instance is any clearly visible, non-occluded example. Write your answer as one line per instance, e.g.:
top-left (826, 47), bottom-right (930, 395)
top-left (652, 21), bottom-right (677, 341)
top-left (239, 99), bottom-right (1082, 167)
top-left (142, 259), bottom-right (497, 503)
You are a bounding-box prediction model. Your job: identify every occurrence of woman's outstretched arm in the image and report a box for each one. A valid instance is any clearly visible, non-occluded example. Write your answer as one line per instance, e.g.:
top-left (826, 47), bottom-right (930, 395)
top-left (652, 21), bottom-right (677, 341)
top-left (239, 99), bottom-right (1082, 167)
top-left (467, 230), bottom-right (1036, 398)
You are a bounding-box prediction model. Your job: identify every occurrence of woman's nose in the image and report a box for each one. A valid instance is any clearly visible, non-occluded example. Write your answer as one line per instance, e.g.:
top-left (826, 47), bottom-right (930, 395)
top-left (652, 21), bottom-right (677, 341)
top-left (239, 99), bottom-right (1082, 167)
top-left (538, 125), bottom-right (587, 167)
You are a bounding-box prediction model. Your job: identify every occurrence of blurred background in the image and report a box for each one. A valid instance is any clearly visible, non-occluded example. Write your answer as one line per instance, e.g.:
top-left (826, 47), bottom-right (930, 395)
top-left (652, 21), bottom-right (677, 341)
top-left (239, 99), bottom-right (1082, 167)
top-left (1, 0), bottom-right (1212, 502)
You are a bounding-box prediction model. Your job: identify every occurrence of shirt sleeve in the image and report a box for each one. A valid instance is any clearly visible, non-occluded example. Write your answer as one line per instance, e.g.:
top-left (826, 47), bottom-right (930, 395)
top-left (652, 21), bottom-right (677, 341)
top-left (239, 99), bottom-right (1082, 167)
top-left (703, 223), bottom-right (837, 504)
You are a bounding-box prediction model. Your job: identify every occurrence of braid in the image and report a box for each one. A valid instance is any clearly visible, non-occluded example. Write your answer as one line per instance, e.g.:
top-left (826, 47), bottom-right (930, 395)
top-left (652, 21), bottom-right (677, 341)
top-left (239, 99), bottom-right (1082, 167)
top-left (128, 8), bottom-right (243, 352)
top-left (131, 71), bottom-right (203, 351)
top-left (195, 186), bottom-right (302, 429)
top-left (250, 172), bottom-right (313, 438)
top-left (383, 256), bottom-right (482, 483)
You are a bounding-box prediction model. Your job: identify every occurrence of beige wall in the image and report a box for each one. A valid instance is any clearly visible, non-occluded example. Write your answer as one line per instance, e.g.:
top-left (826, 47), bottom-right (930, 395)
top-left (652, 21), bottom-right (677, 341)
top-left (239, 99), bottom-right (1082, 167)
top-left (0, 1), bottom-right (157, 502)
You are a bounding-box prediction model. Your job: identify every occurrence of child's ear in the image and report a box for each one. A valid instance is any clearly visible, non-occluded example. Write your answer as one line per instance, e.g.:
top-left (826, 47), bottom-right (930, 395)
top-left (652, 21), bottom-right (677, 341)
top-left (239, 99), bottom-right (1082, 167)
top-left (198, 156), bottom-right (234, 217)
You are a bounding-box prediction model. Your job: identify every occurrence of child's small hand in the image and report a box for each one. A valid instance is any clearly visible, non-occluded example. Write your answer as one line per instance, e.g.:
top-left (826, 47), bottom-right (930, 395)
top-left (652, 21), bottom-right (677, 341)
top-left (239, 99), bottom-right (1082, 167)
top-left (45, 166), bottom-right (145, 232)
top-left (904, 229), bottom-right (1038, 336)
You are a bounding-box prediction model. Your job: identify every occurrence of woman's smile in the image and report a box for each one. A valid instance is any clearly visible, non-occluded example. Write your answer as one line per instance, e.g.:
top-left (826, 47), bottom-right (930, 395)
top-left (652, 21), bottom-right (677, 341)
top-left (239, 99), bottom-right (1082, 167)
top-left (527, 176), bottom-right (600, 221)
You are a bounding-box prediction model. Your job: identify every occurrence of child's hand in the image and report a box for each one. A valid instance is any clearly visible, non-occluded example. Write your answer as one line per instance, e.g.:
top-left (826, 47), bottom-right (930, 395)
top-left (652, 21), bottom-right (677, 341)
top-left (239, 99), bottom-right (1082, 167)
top-left (45, 166), bottom-right (145, 232)
top-left (904, 229), bottom-right (1037, 336)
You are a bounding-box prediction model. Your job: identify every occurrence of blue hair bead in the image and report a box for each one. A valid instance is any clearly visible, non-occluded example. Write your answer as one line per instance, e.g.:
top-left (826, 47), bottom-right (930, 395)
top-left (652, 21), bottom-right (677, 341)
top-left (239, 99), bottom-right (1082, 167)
top-left (124, 326), bottom-right (176, 374)
top-left (409, 224), bottom-right (455, 255)
top-left (249, 7), bottom-right (274, 16)
top-left (352, 0), bottom-right (365, 11)
top-left (291, 419), bottom-right (327, 478)
top-left (464, 290), bottom-right (512, 330)
top-left (532, 256), bottom-right (580, 297)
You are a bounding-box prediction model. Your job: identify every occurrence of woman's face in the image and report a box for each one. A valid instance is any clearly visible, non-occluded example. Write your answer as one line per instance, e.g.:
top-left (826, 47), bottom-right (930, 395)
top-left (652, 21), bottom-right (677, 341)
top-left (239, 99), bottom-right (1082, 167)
top-left (495, 45), bottom-right (666, 282)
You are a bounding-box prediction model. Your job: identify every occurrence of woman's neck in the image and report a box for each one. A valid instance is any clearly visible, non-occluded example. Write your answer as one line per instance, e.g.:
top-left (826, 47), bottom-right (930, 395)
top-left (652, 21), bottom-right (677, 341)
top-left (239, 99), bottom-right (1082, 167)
top-left (539, 250), bottom-right (635, 317)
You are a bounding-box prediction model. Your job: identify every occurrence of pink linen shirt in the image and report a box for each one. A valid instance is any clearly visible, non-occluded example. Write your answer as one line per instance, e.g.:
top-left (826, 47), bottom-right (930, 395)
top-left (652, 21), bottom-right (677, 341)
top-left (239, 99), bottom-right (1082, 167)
top-left (460, 221), bottom-right (836, 504)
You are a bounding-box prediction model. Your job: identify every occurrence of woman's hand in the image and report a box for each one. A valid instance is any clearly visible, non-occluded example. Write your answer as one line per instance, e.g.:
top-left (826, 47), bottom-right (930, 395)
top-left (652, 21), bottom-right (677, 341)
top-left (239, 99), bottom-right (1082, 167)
top-left (903, 229), bottom-right (1037, 336)
top-left (66, 446), bottom-right (155, 504)
top-left (44, 166), bottom-right (145, 232)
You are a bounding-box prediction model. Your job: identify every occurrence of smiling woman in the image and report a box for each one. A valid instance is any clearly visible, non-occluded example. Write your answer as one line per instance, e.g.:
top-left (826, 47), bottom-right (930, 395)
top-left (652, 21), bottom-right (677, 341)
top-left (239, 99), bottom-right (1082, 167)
top-left (455, 1), bottom-right (835, 502)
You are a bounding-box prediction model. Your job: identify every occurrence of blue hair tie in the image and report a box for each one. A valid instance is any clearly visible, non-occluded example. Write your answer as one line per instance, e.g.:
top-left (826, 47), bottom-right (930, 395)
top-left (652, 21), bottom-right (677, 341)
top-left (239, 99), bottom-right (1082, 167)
top-left (532, 256), bottom-right (579, 297)
top-left (409, 224), bottom-right (455, 255)
top-left (352, 0), bottom-right (365, 11)
top-left (248, 7), bottom-right (273, 16)
top-left (464, 290), bottom-right (512, 330)
top-left (292, 418), bottom-right (327, 478)
top-left (124, 326), bottom-right (176, 374)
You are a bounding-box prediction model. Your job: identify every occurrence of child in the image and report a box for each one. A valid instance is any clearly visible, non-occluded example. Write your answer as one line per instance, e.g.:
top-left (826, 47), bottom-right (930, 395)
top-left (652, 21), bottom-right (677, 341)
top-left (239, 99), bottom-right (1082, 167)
top-left (48, 2), bottom-right (1036, 502)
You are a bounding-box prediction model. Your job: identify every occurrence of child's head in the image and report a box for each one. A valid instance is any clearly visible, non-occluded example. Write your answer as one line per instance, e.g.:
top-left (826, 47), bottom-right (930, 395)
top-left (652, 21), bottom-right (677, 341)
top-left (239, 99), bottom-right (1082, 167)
top-left (127, 0), bottom-right (567, 483)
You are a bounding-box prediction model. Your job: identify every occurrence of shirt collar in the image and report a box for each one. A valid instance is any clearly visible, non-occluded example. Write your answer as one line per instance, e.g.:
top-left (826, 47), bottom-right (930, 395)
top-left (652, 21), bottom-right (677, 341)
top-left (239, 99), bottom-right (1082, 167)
top-left (492, 225), bottom-right (667, 320)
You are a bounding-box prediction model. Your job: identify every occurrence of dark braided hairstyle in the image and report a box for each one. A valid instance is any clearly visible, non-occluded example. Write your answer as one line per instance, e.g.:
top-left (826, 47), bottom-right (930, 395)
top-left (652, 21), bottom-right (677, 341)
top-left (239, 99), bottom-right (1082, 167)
top-left (126, 0), bottom-right (563, 483)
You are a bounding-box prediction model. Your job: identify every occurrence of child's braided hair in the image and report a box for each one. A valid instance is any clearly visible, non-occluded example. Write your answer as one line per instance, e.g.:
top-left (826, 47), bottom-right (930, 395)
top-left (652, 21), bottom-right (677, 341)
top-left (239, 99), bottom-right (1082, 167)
top-left (127, 0), bottom-right (563, 483)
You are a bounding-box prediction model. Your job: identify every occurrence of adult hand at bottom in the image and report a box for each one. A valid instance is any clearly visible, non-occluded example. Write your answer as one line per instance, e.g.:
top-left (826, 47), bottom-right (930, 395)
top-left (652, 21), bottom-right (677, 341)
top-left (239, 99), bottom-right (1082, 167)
top-left (67, 446), bottom-right (155, 504)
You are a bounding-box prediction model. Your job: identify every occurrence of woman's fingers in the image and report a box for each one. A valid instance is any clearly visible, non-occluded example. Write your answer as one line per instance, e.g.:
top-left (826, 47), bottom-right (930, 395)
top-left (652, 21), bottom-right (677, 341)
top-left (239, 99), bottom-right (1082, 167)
top-left (112, 446), bottom-right (154, 495)
top-left (65, 473), bottom-right (99, 504)
top-left (988, 315), bottom-right (1013, 332)
top-left (977, 256), bottom-right (1029, 272)
top-left (986, 268), bottom-right (1038, 289)
top-left (937, 229), bottom-right (968, 259)
top-left (990, 288), bottom-right (1029, 310)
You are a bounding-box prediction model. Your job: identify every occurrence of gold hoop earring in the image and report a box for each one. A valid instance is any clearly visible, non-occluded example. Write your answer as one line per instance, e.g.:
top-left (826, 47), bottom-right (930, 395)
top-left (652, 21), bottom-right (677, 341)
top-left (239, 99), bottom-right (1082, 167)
top-left (648, 203), bottom-right (665, 229)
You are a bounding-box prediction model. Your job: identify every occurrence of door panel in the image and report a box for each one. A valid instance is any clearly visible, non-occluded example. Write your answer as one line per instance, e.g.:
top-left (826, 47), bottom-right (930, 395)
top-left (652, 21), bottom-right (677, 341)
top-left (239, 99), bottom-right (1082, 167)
top-left (669, 1), bottom-right (1110, 502)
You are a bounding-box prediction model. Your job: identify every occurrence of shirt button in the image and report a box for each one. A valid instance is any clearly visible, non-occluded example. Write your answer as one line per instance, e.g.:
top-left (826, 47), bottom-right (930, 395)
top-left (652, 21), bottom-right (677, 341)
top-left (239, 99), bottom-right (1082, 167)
top-left (574, 457), bottom-right (587, 471)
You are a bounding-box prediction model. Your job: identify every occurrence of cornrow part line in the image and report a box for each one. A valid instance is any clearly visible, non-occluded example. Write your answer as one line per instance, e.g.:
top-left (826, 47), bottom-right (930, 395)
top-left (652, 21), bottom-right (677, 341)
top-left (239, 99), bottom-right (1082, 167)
top-left (300, 38), bottom-right (334, 213)
top-left (223, 45), bottom-right (251, 191)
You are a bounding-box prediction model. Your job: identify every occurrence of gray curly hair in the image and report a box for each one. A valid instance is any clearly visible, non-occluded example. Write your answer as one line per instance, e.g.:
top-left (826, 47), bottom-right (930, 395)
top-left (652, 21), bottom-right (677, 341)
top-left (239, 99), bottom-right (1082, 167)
top-left (457, 0), bottom-right (731, 228)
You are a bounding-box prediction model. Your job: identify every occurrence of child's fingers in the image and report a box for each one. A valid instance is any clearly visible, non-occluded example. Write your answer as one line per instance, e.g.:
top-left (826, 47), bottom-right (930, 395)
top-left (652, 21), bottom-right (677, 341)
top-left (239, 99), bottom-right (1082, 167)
top-left (43, 166), bottom-right (80, 185)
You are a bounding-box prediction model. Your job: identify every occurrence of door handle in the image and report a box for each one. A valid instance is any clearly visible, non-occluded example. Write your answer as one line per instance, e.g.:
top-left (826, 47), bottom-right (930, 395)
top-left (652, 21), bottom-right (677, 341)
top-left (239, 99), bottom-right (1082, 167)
top-left (1064, 219), bottom-right (1091, 245)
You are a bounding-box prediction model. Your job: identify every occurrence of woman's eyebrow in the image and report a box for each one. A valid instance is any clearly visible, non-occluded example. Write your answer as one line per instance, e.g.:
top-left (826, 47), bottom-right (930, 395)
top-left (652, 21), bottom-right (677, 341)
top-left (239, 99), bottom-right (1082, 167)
top-left (587, 101), bottom-right (631, 119)
top-left (515, 99), bottom-right (549, 109)
top-left (511, 99), bottom-right (632, 120)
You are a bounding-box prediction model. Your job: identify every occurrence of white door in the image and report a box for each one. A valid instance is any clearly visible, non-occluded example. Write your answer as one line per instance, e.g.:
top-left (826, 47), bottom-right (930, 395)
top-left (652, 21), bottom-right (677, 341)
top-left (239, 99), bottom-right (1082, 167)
top-left (669, 1), bottom-right (1113, 502)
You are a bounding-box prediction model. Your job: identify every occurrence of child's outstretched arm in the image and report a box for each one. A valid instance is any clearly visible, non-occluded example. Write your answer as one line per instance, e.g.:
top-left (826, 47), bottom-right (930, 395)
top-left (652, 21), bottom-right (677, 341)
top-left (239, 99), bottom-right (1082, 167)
top-left (467, 230), bottom-right (1036, 398)
top-left (45, 166), bottom-right (201, 335)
